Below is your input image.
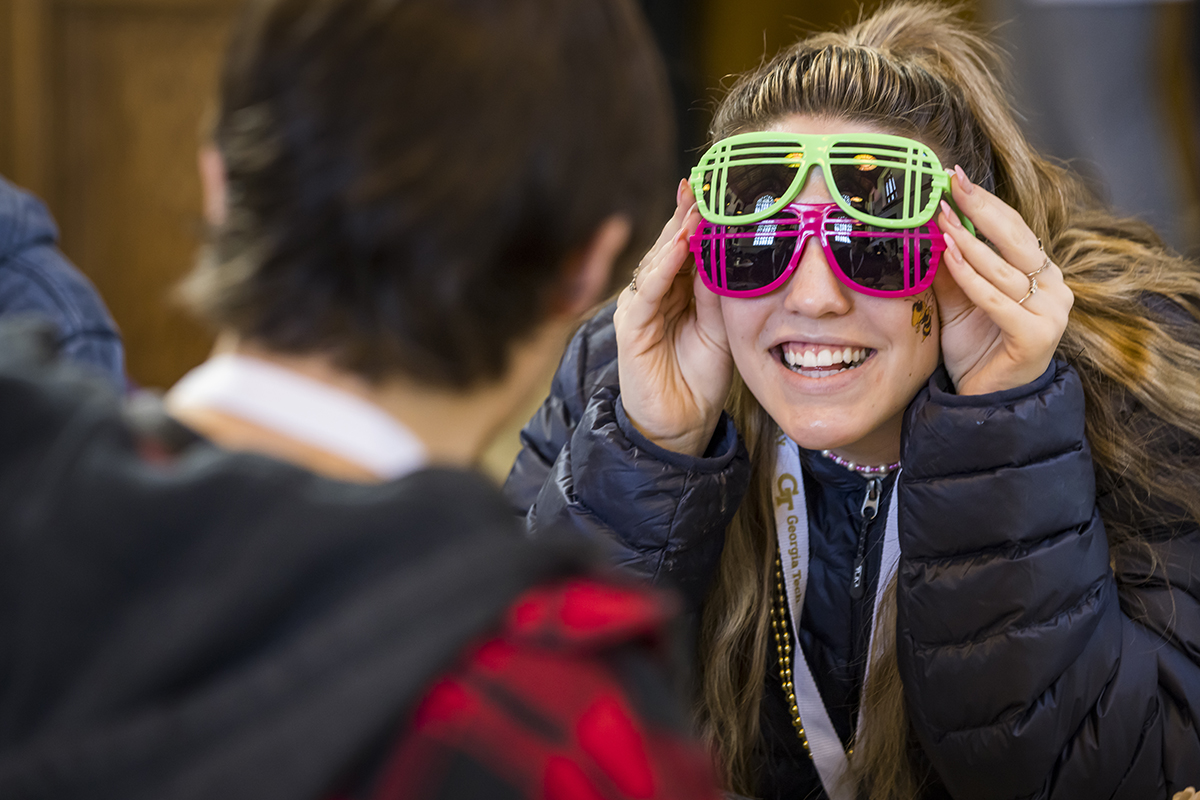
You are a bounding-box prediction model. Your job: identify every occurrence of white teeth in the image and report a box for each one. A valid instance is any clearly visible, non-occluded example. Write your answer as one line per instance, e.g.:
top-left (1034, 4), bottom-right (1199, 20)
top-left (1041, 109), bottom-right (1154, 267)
top-left (782, 345), bottom-right (870, 373)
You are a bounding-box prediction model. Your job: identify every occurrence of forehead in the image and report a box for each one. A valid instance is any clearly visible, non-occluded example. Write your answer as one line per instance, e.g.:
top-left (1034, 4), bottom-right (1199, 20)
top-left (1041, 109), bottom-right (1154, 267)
top-left (764, 114), bottom-right (897, 139)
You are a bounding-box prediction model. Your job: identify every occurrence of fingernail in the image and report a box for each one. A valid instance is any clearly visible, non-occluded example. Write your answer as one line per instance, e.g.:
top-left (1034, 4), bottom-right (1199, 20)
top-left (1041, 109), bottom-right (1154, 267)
top-left (943, 232), bottom-right (962, 261)
top-left (939, 199), bottom-right (962, 228)
top-left (677, 178), bottom-right (688, 206)
top-left (954, 165), bottom-right (973, 194)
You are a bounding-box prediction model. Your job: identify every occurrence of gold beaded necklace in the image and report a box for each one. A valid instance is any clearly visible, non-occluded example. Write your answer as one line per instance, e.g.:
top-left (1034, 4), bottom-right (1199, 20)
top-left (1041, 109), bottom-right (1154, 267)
top-left (770, 552), bottom-right (853, 758)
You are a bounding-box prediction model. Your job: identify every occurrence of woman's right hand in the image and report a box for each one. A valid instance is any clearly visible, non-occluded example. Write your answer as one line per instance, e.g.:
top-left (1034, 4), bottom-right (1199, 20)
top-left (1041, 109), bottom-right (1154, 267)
top-left (613, 180), bottom-right (733, 457)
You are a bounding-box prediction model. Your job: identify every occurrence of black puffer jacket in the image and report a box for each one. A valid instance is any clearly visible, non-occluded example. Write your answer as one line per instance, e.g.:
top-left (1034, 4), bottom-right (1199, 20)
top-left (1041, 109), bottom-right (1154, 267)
top-left (504, 303), bottom-right (1200, 799)
top-left (899, 366), bottom-right (1200, 798)
top-left (505, 304), bottom-right (750, 612)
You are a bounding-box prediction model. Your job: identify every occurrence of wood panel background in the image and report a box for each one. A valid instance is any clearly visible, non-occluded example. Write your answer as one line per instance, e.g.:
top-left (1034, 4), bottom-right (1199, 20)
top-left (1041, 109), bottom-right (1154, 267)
top-left (1, 0), bottom-right (236, 390)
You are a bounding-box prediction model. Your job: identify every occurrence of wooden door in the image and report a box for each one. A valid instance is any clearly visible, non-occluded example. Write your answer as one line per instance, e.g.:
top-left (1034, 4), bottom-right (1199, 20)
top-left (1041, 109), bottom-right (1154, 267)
top-left (1, 0), bottom-right (237, 390)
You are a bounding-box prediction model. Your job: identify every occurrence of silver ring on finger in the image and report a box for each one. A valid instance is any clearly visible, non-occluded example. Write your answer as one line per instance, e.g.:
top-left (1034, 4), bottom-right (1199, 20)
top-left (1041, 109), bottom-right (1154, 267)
top-left (1026, 255), bottom-right (1051, 279)
top-left (1027, 238), bottom-right (1052, 279)
top-left (629, 264), bottom-right (642, 294)
top-left (1018, 274), bottom-right (1039, 305)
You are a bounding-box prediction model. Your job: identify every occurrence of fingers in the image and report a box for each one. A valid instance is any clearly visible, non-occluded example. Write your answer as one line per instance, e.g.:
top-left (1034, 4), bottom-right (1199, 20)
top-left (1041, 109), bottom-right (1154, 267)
top-left (616, 201), bottom-right (701, 330)
top-left (937, 205), bottom-right (1072, 342)
top-left (618, 178), bottom-right (695, 315)
top-left (938, 232), bottom-right (1028, 329)
top-left (637, 203), bottom-right (700, 299)
top-left (642, 179), bottom-right (696, 269)
top-left (680, 178), bottom-right (696, 207)
top-left (930, 245), bottom-right (971, 321)
top-left (935, 167), bottom-right (1074, 396)
top-left (939, 200), bottom-right (1028, 301)
top-left (948, 166), bottom-right (1043, 275)
top-left (939, 174), bottom-right (1071, 317)
top-left (940, 230), bottom-right (1070, 330)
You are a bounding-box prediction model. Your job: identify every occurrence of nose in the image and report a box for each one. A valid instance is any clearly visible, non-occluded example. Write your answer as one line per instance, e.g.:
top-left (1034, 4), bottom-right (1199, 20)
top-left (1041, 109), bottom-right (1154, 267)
top-left (780, 233), bottom-right (853, 317)
top-left (796, 165), bottom-right (834, 204)
top-left (777, 167), bottom-right (852, 316)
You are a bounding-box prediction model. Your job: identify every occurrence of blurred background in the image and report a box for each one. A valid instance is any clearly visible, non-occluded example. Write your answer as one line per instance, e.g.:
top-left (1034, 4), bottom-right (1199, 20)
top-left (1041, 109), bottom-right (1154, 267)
top-left (1, 0), bottom-right (1197, 476)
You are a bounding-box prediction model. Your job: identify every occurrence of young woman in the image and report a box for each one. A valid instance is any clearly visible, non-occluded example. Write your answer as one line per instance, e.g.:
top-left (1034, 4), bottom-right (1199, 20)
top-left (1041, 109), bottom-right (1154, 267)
top-left (506, 3), bottom-right (1200, 798)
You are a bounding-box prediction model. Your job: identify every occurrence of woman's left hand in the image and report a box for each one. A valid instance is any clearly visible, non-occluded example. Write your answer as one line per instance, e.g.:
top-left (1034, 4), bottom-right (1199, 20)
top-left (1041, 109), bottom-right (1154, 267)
top-left (934, 166), bottom-right (1073, 396)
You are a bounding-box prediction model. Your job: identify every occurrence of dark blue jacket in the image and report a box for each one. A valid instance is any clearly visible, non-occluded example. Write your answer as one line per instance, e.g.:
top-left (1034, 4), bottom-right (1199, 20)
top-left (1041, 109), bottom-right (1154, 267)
top-left (505, 302), bottom-right (1200, 799)
top-left (0, 176), bottom-right (124, 388)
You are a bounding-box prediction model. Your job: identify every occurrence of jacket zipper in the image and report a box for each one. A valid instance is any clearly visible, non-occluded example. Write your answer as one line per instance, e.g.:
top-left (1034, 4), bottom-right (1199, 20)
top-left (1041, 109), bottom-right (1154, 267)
top-left (850, 477), bottom-right (881, 601)
top-left (847, 476), bottom-right (883, 740)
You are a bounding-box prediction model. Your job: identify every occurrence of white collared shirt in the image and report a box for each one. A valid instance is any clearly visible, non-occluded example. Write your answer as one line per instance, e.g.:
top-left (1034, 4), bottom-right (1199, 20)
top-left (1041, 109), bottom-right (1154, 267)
top-left (166, 354), bottom-right (427, 480)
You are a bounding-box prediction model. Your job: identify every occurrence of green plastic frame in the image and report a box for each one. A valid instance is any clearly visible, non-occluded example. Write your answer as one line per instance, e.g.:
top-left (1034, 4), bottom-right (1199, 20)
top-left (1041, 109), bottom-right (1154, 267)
top-left (690, 131), bottom-right (956, 230)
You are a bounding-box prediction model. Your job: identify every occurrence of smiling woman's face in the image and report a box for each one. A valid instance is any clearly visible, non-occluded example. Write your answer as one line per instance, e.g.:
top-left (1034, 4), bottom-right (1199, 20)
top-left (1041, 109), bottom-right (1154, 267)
top-left (719, 115), bottom-right (942, 465)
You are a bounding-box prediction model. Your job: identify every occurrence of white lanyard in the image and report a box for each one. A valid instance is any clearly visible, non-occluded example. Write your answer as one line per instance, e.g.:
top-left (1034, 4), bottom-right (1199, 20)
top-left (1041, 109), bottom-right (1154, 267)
top-left (772, 432), bottom-right (901, 799)
top-left (166, 354), bottom-right (427, 480)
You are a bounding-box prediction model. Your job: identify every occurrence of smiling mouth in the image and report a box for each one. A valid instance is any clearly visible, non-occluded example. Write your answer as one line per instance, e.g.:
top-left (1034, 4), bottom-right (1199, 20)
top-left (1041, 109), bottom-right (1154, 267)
top-left (778, 344), bottom-right (873, 377)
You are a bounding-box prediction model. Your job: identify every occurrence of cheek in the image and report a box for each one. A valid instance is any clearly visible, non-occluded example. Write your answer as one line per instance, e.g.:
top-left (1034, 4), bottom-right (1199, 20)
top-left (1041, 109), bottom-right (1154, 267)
top-left (916, 328), bottom-right (941, 377)
top-left (719, 298), bottom-right (767, 353)
top-left (874, 293), bottom-right (941, 383)
top-left (923, 293), bottom-right (942, 364)
top-left (721, 315), bottom-right (757, 382)
top-left (905, 300), bottom-right (942, 384)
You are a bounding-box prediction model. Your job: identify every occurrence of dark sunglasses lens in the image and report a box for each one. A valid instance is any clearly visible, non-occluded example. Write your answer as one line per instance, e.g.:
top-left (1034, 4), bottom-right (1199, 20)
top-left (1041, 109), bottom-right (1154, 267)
top-left (824, 218), bottom-right (937, 293)
top-left (697, 220), bottom-right (800, 293)
top-left (720, 162), bottom-right (800, 217)
top-left (827, 141), bottom-right (936, 222)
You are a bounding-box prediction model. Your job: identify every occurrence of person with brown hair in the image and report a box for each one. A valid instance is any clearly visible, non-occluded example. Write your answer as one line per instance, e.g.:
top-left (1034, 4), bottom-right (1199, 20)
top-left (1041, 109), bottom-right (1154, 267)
top-left (506, 3), bottom-right (1200, 798)
top-left (0, 0), bottom-right (726, 798)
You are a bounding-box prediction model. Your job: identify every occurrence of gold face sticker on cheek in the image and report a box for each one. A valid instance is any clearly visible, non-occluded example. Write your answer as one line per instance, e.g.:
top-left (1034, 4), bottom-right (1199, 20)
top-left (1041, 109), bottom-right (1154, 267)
top-left (911, 292), bottom-right (933, 341)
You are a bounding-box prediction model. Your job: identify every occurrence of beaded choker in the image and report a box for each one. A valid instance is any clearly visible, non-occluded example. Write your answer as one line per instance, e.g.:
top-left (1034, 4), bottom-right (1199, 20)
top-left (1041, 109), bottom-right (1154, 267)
top-left (819, 449), bottom-right (900, 476)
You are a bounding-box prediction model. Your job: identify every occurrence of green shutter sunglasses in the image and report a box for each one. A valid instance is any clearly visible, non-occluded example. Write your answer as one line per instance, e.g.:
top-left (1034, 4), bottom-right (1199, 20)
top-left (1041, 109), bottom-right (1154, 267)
top-left (689, 130), bottom-right (972, 232)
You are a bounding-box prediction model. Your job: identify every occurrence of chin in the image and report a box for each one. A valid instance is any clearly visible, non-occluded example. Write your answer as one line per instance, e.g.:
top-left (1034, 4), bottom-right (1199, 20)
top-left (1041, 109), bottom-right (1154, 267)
top-left (770, 407), bottom-right (869, 451)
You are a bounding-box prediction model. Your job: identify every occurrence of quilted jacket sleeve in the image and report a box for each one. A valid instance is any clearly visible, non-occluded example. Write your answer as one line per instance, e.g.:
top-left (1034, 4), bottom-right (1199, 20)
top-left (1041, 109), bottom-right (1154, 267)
top-left (503, 303), bottom-right (751, 610)
top-left (897, 360), bottom-right (1200, 799)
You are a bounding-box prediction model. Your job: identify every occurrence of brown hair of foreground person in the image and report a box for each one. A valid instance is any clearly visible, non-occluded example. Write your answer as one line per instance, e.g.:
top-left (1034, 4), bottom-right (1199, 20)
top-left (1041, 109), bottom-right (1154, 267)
top-left (184, 0), bottom-right (673, 389)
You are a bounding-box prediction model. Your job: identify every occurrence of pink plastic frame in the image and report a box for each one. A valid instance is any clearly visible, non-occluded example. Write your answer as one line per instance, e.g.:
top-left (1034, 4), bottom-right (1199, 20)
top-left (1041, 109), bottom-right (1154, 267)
top-left (690, 202), bottom-right (946, 299)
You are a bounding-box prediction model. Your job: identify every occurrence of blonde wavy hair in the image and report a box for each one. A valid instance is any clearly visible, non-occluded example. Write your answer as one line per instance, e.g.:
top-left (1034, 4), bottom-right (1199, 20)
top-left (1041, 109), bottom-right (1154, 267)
top-left (694, 4), bottom-right (1200, 796)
